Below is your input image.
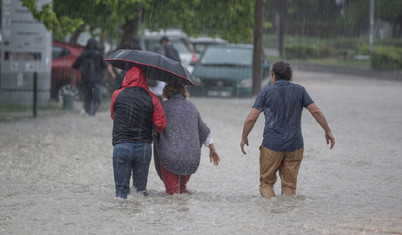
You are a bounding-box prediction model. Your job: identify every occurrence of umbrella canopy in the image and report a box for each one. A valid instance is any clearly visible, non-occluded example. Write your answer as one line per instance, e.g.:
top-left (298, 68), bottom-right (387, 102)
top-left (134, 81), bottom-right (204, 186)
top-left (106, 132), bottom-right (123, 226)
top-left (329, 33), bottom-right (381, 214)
top-left (105, 49), bottom-right (195, 86)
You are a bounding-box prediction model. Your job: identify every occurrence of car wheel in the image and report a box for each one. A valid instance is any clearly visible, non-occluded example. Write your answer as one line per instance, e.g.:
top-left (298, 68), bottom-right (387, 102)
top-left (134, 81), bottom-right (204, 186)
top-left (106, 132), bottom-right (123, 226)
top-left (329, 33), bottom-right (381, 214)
top-left (57, 84), bottom-right (79, 104)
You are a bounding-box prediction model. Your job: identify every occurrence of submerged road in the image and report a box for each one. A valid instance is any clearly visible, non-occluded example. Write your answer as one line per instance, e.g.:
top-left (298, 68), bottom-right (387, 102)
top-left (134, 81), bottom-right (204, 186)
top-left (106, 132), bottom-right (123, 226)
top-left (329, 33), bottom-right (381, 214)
top-left (1, 70), bottom-right (401, 234)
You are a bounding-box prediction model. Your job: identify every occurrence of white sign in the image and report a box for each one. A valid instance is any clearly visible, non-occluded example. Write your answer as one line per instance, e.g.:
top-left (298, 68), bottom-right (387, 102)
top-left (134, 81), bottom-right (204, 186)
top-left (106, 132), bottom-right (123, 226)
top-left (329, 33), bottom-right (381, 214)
top-left (2, 0), bottom-right (51, 52)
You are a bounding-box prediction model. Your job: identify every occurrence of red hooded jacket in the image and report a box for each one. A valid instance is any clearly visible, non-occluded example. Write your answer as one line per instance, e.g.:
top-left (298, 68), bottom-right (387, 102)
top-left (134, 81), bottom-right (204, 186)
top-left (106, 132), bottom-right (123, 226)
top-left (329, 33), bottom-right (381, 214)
top-left (110, 66), bottom-right (166, 145)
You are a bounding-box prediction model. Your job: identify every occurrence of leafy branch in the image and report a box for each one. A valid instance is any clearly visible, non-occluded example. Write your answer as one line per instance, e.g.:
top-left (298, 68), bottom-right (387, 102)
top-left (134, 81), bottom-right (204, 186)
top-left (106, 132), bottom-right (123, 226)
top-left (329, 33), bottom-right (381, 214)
top-left (22, 0), bottom-right (84, 39)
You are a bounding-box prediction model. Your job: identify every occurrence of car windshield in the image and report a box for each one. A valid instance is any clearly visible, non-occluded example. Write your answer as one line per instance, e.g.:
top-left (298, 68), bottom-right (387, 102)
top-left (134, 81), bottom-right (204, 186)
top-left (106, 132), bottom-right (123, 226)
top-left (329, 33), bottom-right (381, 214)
top-left (200, 47), bottom-right (252, 66)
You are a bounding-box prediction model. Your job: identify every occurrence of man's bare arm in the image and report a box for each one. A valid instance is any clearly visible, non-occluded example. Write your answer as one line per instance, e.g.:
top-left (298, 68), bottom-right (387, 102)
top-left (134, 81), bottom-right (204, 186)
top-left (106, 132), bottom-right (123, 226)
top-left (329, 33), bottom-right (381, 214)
top-left (240, 108), bottom-right (262, 154)
top-left (307, 103), bottom-right (335, 149)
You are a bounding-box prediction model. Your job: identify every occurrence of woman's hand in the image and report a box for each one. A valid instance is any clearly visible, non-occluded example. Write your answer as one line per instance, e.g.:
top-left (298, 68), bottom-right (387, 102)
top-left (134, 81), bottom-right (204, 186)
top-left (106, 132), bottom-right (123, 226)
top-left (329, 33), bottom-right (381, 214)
top-left (209, 144), bottom-right (220, 166)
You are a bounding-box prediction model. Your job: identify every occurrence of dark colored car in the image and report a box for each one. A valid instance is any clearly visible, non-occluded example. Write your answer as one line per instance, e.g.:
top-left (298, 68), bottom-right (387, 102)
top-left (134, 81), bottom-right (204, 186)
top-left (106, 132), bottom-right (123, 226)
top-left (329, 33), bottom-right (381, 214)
top-left (188, 44), bottom-right (270, 98)
top-left (51, 41), bottom-right (85, 101)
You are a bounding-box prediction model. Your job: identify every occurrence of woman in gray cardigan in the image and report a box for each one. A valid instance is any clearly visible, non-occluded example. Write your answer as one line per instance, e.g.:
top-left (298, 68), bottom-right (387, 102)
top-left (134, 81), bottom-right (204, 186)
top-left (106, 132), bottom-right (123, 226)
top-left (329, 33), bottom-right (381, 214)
top-left (154, 82), bottom-right (220, 195)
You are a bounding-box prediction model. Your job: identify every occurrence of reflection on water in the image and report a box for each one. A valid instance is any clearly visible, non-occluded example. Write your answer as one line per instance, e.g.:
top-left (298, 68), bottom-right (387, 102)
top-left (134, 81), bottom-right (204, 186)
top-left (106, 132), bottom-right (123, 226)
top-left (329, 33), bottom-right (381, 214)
top-left (0, 71), bottom-right (401, 234)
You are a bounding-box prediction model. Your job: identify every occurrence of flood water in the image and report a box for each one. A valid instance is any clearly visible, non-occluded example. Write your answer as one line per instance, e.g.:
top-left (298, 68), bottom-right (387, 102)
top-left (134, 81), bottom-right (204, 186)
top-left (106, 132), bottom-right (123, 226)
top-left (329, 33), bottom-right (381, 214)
top-left (1, 70), bottom-right (401, 234)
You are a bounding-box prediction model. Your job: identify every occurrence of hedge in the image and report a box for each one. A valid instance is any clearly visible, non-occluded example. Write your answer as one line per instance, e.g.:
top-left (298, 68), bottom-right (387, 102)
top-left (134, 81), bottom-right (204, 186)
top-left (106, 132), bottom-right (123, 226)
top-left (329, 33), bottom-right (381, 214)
top-left (371, 46), bottom-right (402, 70)
top-left (284, 44), bottom-right (331, 59)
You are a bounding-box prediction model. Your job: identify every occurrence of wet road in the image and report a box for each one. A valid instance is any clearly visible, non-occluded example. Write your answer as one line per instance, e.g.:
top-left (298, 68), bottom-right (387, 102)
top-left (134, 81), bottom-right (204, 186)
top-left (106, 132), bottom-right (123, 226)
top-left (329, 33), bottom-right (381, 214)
top-left (1, 70), bottom-right (401, 234)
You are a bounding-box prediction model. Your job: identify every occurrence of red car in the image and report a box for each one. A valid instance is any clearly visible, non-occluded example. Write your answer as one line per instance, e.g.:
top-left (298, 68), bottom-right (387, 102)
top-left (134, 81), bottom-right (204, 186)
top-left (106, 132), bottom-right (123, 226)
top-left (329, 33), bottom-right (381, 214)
top-left (51, 41), bottom-right (85, 101)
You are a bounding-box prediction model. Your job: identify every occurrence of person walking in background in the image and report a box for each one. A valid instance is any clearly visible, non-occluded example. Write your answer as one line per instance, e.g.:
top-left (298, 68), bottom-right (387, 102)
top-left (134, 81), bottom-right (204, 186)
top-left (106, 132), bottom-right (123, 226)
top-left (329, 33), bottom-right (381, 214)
top-left (110, 65), bottom-right (166, 199)
top-left (155, 36), bottom-right (181, 63)
top-left (240, 61), bottom-right (335, 199)
top-left (154, 82), bottom-right (220, 195)
top-left (149, 36), bottom-right (181, 100)
top-left (72, 38), bottom-right (115, 116)
top-left (112, 43), bottom-right (133, 91)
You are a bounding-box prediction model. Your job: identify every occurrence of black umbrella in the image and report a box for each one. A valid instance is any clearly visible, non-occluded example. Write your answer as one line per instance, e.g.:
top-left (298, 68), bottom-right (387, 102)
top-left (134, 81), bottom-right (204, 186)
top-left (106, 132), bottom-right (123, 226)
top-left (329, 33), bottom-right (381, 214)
top-left (105, 49), bottom-right (195, 86)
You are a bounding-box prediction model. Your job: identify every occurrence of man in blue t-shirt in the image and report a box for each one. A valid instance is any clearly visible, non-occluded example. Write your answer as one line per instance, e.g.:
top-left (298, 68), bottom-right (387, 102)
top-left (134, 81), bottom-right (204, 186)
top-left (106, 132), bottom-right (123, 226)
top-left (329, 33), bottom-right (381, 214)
top-left (240, 61), bottom-right (335, 199)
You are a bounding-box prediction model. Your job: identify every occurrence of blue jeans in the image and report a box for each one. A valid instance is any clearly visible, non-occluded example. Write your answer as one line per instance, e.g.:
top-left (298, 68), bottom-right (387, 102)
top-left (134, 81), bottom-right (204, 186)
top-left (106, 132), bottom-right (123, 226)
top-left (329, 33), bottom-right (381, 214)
top-left (113, 142), bottom-right (152, 199)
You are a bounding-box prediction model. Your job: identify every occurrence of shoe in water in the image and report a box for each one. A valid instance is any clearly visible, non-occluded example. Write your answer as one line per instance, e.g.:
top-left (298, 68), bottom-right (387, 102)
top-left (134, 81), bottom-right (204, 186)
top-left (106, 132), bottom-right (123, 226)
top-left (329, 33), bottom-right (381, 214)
top-left (137, 190), bottom-right (149, 197)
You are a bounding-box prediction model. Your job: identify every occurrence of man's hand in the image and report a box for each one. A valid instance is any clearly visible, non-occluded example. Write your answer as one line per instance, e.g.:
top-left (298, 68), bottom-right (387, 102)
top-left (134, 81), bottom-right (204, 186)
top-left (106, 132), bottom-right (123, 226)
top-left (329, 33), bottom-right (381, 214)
top-left (240, 138), bottom-right (249, 155)
top-left (240, 108), bottom-right (261, 155)
top-left (307, 103), bottom-right (335, 150)
top-left (326, 131), bottom-right (335, 149)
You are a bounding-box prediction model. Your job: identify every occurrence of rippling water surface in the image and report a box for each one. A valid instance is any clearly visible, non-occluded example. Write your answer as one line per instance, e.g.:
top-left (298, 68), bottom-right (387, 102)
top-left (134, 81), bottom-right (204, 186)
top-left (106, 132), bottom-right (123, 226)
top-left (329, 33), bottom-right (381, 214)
top-left (1, 71), bottom-right (401, 234)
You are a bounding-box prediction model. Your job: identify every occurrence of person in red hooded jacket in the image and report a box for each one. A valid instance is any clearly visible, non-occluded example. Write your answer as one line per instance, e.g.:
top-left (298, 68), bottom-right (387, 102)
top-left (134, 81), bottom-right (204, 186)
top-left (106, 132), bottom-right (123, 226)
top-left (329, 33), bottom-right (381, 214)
top-left (110, 65), bottom-right (166, 199)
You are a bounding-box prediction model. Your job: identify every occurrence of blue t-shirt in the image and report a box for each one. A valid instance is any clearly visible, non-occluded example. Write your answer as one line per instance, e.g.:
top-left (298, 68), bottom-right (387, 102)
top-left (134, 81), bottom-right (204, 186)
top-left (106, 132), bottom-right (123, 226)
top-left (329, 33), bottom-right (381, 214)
top-left (253, 80), bottom-right (314, 152)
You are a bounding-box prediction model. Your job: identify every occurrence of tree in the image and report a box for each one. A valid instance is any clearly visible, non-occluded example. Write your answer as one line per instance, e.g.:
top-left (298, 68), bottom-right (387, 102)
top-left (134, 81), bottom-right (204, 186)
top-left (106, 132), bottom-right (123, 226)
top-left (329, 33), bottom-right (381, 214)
top-left (144, 0), bottom-right (254, 43)
top-left (337, 0), bottom-right (402, 37)
top-left (253, 0), bottom-right (264, 95)
top-left (22, 0), bottom-right (84, 40)
top-left (277, 0), bottom-right (287, 56)
top-left (375, 0), bottom-right (402, 37)
top-left (22, 0), bottom-right (255, 46)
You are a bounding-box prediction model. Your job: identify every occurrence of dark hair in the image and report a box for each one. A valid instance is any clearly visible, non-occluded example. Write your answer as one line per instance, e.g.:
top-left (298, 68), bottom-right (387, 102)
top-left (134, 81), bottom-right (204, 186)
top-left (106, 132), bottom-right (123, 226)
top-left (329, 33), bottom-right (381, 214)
top-left (162, 82), bottom-right (189, 99)
top-left (271, 61), bottom-right (292, 81)
top-left (86, 38), bottom-right (100, 51)
top-left (159, 36), bottom-right (170, 44)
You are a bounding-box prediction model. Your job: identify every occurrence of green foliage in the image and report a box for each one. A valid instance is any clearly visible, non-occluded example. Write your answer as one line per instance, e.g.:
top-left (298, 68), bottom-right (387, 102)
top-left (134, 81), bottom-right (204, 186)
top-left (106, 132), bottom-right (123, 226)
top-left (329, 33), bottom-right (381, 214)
top-left (377, 38), bottom-right (402, 48)
top-left (143, 0), bottom-right (254, 43)
top-left (337, 0), bottom-right (402, 37)
top-left (284, 43), bottom-right (331, 59)
top-left (22, 0), bottom-right (84, 39)
top-left (376, 0), bottom-right (402, 22)
top-left (357, 38), bottom-right (402, 56)
top-left (371, 46), bottom-right (402, 70)
top-left (23, 0), bottom-right (255, 44)
top-left (264, 0), bottom-right (401, 38)
top-left (356, 42), bottom-right (371, 55)
top-left (284, 43), bottom-right (358, 60)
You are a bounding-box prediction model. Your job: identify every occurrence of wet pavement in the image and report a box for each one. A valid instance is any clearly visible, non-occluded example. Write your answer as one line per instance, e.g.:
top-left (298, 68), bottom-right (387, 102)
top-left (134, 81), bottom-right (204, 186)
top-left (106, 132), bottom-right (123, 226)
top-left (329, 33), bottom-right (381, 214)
top-left (0, 70), bottom-right (401, 234)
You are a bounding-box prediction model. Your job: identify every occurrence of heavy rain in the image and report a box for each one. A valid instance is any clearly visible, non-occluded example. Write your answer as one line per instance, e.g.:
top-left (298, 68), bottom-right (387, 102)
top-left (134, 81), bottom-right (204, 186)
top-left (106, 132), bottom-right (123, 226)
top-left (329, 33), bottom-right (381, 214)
top-left (1, 0), bottom-right (402, 234)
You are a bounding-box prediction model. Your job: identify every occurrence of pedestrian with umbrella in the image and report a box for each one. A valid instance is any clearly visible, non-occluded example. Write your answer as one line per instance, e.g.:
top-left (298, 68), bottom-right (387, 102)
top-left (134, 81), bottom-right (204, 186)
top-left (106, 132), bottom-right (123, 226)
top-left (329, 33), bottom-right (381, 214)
top-left (106, 49), bottom-right (218, 195)
top-left (106, 49), bottom-right (194, 198)
top-left (109, 64), bottom-right (166, 199)
top-left (153, 82), bottom-right (220, 195)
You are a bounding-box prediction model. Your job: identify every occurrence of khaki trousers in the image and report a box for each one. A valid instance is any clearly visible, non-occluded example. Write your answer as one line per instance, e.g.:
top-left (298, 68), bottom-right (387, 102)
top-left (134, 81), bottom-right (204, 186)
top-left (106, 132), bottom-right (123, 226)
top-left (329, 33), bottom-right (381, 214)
top-left (259, 146), bottom-right (304, 199)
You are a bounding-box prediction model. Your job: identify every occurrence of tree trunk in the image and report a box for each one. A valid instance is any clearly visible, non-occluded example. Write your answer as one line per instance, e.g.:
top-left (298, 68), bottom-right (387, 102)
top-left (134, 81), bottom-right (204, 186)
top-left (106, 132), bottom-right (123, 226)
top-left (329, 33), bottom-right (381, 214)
top-left (69, 28), bottom-right (83, 44)
top-left (120, 17), bottom-right (138, 47)
top-left (252, 0), bottom-right (264, 96)
top-left (119, 7), bottom-right (144, 48)
top-left (278, 0), bottom-right (287, 57)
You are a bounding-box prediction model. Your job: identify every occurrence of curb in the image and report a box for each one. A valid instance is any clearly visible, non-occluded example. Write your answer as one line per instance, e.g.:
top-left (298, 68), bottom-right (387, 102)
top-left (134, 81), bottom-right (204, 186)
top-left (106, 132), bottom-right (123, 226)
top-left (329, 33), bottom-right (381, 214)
top-left (289, 61), bottom-right (402, 81)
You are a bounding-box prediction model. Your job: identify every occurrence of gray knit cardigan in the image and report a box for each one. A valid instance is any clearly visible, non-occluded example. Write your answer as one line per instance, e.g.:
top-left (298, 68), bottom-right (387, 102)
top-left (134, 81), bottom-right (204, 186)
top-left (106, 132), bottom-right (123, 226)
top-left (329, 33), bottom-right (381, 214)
top-left (154, 94), bottom-right (210, 178)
